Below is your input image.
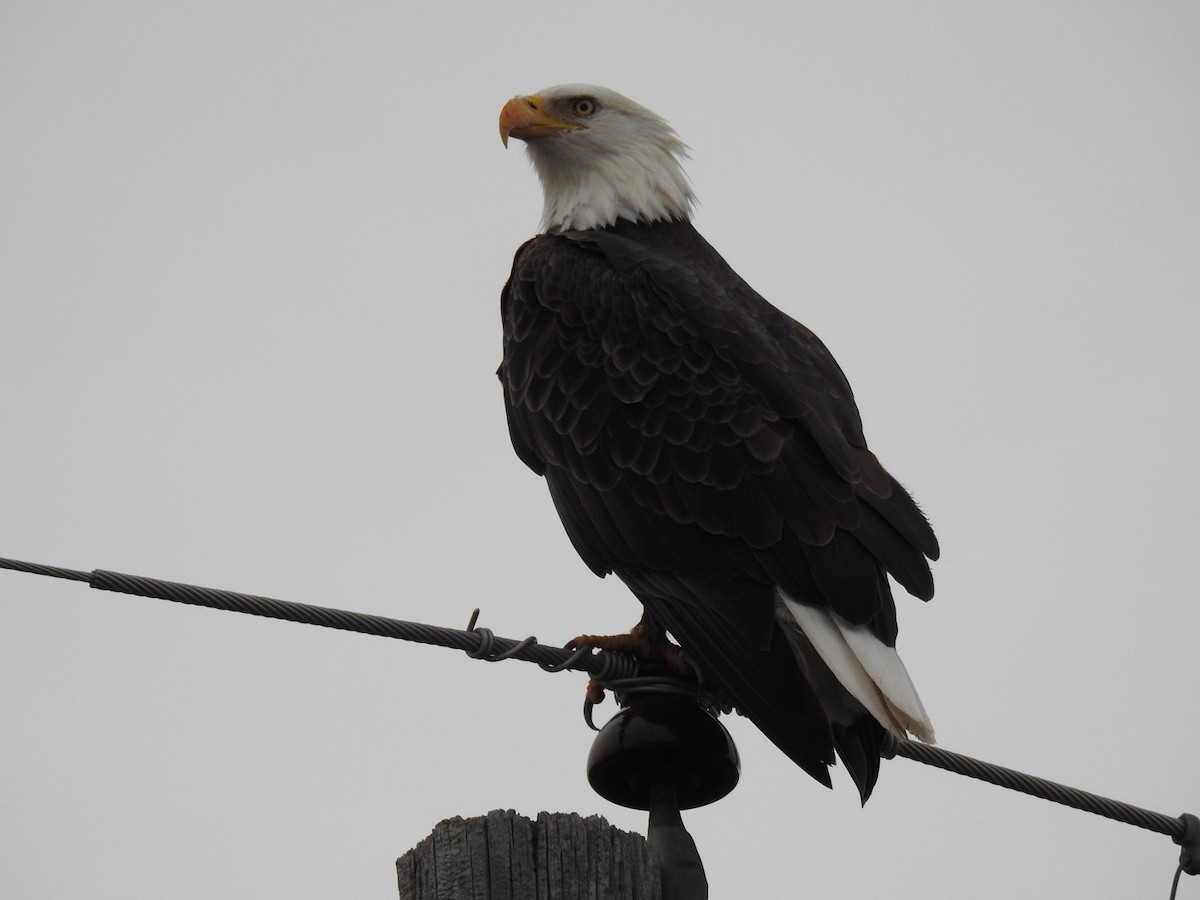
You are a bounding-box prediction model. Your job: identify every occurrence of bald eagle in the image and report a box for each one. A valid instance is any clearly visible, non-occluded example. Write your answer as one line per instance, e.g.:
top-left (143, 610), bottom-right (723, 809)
top-left (498, 85), bottom-right (938, 802)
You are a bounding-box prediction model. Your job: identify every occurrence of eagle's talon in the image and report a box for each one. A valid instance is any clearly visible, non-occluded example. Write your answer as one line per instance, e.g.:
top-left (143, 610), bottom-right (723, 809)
top-left (567, 615), bottom-right (685, 670)
top-left (568, 632), bottom-right (641, 655)
top-left (585, 679), bottom-right (606, 706)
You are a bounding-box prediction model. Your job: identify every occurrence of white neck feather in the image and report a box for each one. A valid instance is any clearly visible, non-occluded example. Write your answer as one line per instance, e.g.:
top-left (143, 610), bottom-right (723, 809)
top-left (525, 123), bottom-right (695, 233)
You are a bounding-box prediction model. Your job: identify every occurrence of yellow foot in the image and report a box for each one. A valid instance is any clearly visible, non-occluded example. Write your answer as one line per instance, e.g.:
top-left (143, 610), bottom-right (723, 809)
top-left (572, 615), bottom-right (697, 729)
top-left (567, 617), bottom-right (690, 676)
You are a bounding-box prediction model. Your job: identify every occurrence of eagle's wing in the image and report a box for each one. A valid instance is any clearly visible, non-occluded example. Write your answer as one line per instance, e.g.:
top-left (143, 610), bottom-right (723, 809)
top-left (499, 221), bottom-right (936, 793)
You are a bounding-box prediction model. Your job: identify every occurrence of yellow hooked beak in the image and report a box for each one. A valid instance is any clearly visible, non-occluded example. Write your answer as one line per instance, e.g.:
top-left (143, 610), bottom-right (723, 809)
top-left (499, 94), bottom-right (586, 147)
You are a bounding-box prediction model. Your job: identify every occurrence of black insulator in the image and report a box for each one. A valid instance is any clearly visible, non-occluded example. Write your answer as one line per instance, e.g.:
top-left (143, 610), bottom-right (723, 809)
top-left (586, 694), bottom-right (740, 811)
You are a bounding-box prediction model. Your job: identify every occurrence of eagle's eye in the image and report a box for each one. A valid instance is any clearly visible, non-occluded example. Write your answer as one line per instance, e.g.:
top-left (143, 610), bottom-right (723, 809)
top-left (571, 97), bottom-right (598, 117)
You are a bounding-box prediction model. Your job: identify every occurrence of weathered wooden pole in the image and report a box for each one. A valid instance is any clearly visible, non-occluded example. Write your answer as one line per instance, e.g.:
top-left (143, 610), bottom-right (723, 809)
top-left (396, 809), bottom-right (660, 899)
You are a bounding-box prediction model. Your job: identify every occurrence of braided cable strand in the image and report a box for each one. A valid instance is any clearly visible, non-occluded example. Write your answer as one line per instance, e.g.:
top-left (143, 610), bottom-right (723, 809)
top-left (89, 569), bottom-right (641, 680)
top-left (2, 553), bottom-right (1196, 876)
top-left (0, 557), bottom-right (91, 582)
top-left (0, 557), bottom-right (638, 681)
top-left (885, 737), bottom-right (1189, 841)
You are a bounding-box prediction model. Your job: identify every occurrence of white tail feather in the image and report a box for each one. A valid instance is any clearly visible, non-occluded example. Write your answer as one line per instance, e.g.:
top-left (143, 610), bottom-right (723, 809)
top-left (779, 591), bottom-right (935, 743)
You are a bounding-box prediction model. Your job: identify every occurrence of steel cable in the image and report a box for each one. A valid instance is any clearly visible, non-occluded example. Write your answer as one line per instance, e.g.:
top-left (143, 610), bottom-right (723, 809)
top-left (884, 736), bottom-right (1188, 840)
top-left (1, 556), bottom-right (638, 682)
top-left (2, 553), bottom-right (1196, 879)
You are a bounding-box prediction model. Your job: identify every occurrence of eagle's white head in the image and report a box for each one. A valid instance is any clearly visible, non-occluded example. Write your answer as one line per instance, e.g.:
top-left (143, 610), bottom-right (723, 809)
top-left (500, 84), bottom-right (695, 233)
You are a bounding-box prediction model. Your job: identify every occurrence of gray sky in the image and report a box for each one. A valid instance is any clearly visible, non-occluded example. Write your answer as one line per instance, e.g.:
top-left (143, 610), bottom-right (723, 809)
top-left (2, 2), bottom-right (1198, 897)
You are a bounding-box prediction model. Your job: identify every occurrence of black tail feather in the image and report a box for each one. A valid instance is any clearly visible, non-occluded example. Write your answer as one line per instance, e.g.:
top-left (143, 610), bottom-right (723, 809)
top-left (832, 716), bottom-right (887, 804)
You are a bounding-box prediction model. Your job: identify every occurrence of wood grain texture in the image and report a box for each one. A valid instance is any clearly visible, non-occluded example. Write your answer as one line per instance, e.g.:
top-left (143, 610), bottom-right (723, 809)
top-left (397, 810), bottom-right (660, 900)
